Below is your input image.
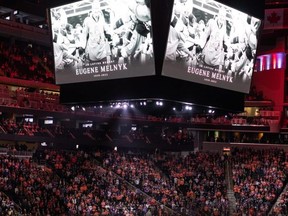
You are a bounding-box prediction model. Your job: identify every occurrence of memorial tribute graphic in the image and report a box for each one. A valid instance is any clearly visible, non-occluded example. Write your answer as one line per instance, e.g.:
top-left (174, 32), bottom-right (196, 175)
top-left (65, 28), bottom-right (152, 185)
top-left (49, 0), bottom-right (154, 84)
top-left (162, 0), bottom-right (262, 93)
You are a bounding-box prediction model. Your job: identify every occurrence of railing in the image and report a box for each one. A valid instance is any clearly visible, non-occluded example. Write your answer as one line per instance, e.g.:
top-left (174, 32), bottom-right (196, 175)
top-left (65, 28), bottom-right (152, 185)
top-left (0, 147), bottom-right (9, 154)
top-left (0, 148), bottom-right (34, 157)
top-left (7, 150), bottom-right (34, 158)
top-left (203, 141), bottom-right (288, 152)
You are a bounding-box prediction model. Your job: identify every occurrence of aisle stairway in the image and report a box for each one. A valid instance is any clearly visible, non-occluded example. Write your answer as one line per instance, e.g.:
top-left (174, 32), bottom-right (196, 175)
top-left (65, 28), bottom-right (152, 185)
top-left (225, 159), bottom-right (237, 215)
top-left (268, 183), bottom-right (288, 215)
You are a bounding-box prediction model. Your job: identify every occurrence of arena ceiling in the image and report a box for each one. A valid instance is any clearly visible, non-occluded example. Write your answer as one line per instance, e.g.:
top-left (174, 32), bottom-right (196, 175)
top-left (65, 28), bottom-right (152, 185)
top-left (0, 0), bottom-right (78, 24)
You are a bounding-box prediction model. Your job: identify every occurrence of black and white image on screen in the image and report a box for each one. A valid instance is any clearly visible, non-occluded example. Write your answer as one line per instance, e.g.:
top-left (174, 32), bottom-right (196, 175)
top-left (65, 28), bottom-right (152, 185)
top-left (50, 0), bottom-right (154, 84)
top-left (162, 0), bottom-right (261, 93)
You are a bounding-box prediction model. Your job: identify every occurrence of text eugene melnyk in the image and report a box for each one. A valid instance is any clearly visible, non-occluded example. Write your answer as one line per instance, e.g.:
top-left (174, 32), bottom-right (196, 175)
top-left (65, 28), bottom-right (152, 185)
top-left (76, 63), bottom-right (128, 75)
top-left (187, 66), bottom-right (233, 83)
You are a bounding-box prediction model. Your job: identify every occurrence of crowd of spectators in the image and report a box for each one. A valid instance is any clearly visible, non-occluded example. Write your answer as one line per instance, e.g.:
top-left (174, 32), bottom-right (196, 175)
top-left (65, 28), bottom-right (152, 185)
top-left (32, 150), bottom-right (171, 215)
top-left (0, 155), bottom-right (66, 215)
top-left (71, 150), bottom-right (229, 215)
top-left (0, 191), bottom-right (19, 215)
top-left (153, 152), bottom-right (229, 215)
top-left (231, 148), bottom-right (288, 215)
top-left (0, 38), bottom-right (54, 84)
top-left (0, 147), bottom-right (288, 215)
top-left (1, 149), bottom-right (226, 215)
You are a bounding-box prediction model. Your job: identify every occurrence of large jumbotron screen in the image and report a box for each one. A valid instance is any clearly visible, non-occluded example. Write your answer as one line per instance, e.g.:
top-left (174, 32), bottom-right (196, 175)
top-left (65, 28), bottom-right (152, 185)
top-left (49, 0), bottom-right (154, 85)
top-left (162, 0), bottom-right (262, 93)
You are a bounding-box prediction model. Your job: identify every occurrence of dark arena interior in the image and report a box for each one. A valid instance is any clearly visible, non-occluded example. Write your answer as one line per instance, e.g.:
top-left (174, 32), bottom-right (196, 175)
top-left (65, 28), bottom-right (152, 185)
top-left (2, 0), bottom-right (288, 215)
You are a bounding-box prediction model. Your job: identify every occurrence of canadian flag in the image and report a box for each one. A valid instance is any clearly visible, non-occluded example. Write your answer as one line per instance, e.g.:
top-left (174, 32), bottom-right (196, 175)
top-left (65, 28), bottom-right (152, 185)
top-left (264, 9), bottom-right (284, 30)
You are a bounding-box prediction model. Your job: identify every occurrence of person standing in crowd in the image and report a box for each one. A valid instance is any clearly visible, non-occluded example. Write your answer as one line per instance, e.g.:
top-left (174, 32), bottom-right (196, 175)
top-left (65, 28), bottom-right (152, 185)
top-left (165, 25), bottom-right (194, 61)
top-left (165, 0), bottom-right (194, 61)
top-left (199, 7), bottom-right (228, 70)
top-left (117, 0), bottom-right (152, 63)
top-left (234, 16), bottom-right (261, 82)
top-left (53, 42), bottom-right (80, 73)
top-left (80, 1), bottom-right (110, 62)
top-left (52, 20), bottom-right (80, 73)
